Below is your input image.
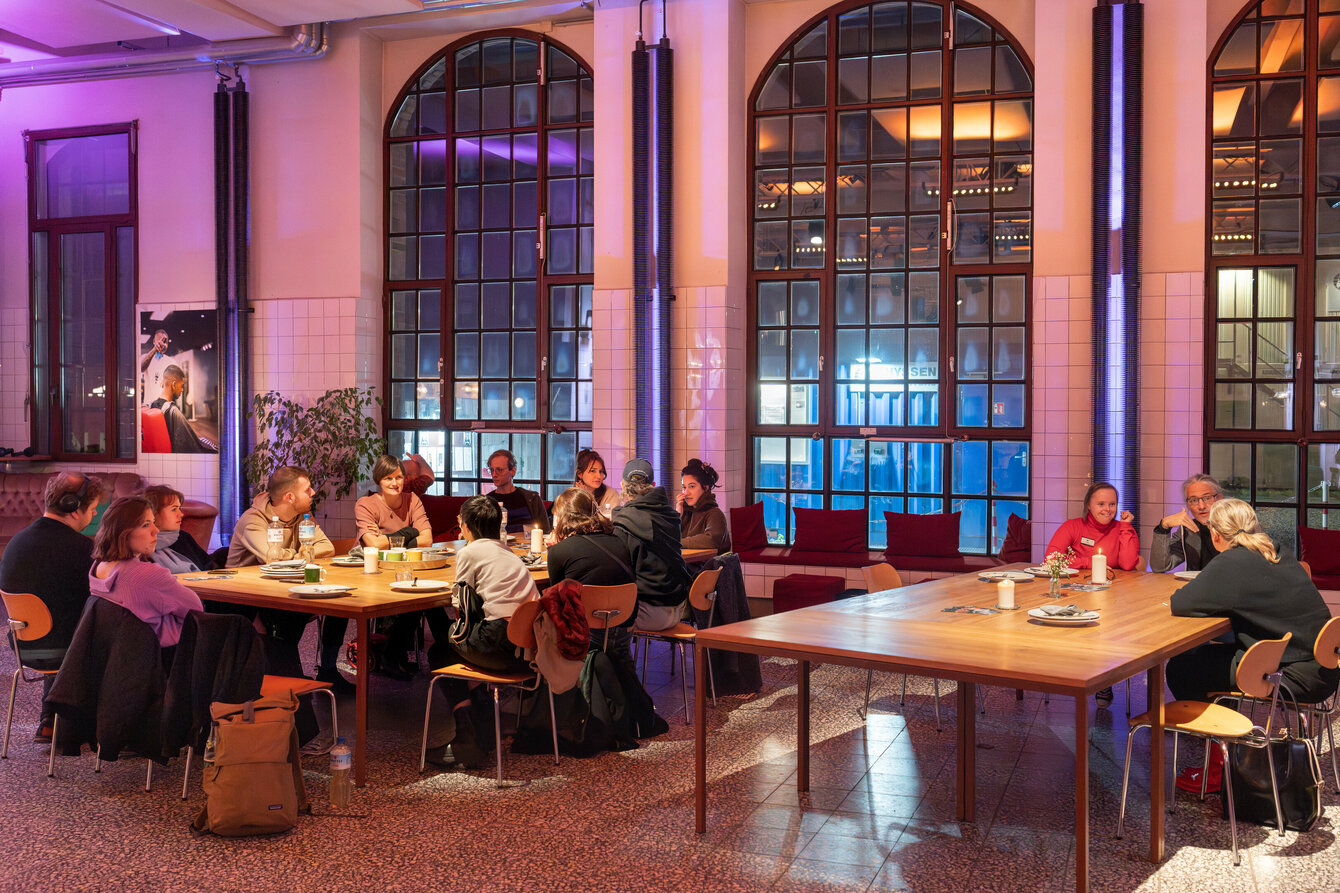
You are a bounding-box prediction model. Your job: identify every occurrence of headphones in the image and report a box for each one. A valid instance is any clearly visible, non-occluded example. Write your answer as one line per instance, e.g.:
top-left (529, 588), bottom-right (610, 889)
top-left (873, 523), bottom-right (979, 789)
top-left (56, 473), bottom-right (91, 515)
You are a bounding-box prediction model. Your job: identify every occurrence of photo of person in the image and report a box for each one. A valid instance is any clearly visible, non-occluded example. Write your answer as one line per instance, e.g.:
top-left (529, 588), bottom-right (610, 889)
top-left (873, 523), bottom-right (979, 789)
top-left (139, 310), bottom-right (219, 454)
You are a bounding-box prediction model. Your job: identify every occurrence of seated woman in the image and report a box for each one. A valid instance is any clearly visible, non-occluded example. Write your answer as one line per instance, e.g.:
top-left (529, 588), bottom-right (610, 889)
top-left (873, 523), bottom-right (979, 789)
top-left (424, 496), bottom-right (538, 769)
top-left (677, 458), bottom-right (731, 555)
top-left (89, 496), bottom-right (204, 648)
top-left (1045, 481), bottom-right (1140, 571)
top-left (574, 448), bottom-right (622, 517)
top-left (548, 487), bottom-right (636, 654)
top-left (142, 484), bottom-right (214, 573)
top-left (1168, 498), bottom-right (1339, 792)
top-left (356, 453), bottom-right (446, 679)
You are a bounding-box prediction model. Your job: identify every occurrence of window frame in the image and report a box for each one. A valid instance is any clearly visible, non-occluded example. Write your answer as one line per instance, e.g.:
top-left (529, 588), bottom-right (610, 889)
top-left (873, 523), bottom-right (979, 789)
top-left (25, 121), bottom-right (138, 463)
top-left (745, 1), bottom-right (1034, 552)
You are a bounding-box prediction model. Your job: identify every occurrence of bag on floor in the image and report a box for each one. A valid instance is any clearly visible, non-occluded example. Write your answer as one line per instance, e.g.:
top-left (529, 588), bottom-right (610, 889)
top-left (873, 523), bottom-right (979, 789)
top-left (1222, 733), bottom-right (1323, 832)
top-left (191, 692), bottom-right (309, 837)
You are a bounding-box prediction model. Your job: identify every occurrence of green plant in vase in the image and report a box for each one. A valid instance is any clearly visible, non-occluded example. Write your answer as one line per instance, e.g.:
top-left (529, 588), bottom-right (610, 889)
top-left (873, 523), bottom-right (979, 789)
top-left (243, 387), bottom-right (386, 516)
top-left (1041, 547), bottom-right (1075, 598)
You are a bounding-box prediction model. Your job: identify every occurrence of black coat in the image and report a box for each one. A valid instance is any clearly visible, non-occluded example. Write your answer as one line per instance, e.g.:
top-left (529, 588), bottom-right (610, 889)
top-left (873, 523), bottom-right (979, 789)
top-left (0, 517), bottom-right (93, 653)
top-left (613, 488), bottom-right (692, 608)
top-left (46, 598), bottom-right (167, 761)
top-left (160, 611), bottom-right (266, 756)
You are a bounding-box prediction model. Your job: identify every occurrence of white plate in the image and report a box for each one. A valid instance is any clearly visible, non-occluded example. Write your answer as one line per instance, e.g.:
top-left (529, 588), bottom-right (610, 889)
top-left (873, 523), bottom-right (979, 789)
top-left (265, 559), bottom-right (306, 568)
top-left (979, 570), bottom-right (1034, 582)
top-left (1173, 570), bottom-right (1200, 581)
top-left (1027, 607), bottom-right (1100, 625)
top-left (330, 556), bottom-right (364, 567)
top-left (288, 584), bottom-right (355, 598)
top-left (1024, 566), bottom-right (1079, 577)
top-left (389, 579), bottom-right (449, 593)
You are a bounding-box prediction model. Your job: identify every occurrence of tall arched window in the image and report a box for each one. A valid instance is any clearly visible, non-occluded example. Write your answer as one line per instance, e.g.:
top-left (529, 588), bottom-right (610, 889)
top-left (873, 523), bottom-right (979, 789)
top-left (1207, 0), bottom-right (1340, 547)
top-left (384, 33), bottom-right (594, 497)
top-left (748, 1), bottom-right (1033, 552)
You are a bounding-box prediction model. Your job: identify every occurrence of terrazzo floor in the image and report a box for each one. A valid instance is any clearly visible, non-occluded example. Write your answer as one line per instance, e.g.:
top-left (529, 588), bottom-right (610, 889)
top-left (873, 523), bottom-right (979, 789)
top-left (1, 633), bottom-right (1337, 893)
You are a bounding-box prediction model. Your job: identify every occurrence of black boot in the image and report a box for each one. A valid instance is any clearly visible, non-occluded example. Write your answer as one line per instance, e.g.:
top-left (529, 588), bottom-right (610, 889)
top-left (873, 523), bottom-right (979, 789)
top-left (449, 704), bottom-right (489, 769)
top-left (468, 687), bottom-right (497, 753)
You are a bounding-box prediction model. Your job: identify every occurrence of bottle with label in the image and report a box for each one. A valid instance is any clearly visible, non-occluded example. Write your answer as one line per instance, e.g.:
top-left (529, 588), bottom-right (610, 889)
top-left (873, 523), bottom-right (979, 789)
top-left (329, 737), bottom-right (352, 807)
top-left (265, 515), bottom-right (285, 564)
top-left (298, 513), bottom-right (316, 563)
top-left (499, 504), bottom-right (508, 538)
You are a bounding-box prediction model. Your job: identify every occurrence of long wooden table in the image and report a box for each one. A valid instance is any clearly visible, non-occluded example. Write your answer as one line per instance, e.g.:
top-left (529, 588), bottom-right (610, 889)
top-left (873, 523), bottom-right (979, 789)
top-left (692, 565), bottom-right (1230, 893)
top-left (181, 557), bottom-right (549, 786)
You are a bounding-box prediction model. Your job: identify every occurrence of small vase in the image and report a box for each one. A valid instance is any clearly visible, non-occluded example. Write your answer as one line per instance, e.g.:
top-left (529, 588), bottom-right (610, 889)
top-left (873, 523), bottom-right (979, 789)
top-left (1048, 575), bottom-right (1063, 598)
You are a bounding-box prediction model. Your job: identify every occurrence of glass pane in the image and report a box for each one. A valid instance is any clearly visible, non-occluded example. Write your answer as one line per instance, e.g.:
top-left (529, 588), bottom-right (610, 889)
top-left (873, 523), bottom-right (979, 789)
top-left (1216, 382), bottom-right (1252, 427)
top-left (952, 440), bottom-right (989, 495)
top-left (1315, 384), bottom-right (1340, 430)
top-left (36, 133), bottom-right (131, 219)
top-left (1213, 83), bottom-right (1256, 138)
top-left (59, 232), bottom-right (108, 453)
top-left (1208, 441), bottom-right (1251, 499)
top-left (993, 329), bottom-right (1025, 379)
top-left (991, 384), bottom-right (1025, 426)
top-left (1217, 322), bottom-right (1253, 378)
top-left (1258, 443), bottom-right (1298, 501)
top-left (992, 442), bottom-right (1029, 496)
top-left (1259, 79), bottom-right (1303, 135)
top-left (1216, 24), bottom-right (1257, 77)
top-left (1256, 382), bottom-right (1293, 429)
top-left (1307, 443), bottom-right (1340, 499)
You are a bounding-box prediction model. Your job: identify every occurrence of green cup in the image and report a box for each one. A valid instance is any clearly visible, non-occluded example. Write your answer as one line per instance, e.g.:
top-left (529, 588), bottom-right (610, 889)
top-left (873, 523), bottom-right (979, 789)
top-left (303, 564), bottom-right (326, 583)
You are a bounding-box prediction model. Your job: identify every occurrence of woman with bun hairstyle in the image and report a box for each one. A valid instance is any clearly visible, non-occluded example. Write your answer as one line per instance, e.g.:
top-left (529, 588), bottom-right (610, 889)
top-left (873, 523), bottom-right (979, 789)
top-left (574, 448), bottom-right (622, 517)
top-left (677, 459), bottom-right (731, 554)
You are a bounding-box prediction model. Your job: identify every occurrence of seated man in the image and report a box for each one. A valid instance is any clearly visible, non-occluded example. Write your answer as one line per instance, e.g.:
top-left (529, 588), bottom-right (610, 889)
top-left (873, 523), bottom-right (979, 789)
top-left (1149, 473), bottom-right (1224, 573)
top-left (225, 466), bottom-right (349, 692)
top-left (484, 448), bottom-right (550, 535)
top-left (149, 365), bottom-right (216, 453)
top-left (0, 471), bottom-right (103, 740)
top-left (612, 459), bottom-right (693, 631)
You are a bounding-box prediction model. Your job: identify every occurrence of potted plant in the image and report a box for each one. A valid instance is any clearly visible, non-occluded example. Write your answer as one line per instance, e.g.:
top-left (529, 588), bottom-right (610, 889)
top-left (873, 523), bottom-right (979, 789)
top-left (243, 387), bottom-right (386, 515)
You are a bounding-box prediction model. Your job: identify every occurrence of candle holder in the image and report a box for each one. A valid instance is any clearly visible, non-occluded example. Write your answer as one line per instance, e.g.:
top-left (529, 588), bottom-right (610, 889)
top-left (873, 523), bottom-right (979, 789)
top-left (995, 603), bottom-right (1022, 611)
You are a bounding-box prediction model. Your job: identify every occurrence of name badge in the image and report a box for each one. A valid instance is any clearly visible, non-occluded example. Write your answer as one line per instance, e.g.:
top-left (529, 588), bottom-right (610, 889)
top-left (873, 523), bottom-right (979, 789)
top-left (1080, 537), bottom-right (1095, 547)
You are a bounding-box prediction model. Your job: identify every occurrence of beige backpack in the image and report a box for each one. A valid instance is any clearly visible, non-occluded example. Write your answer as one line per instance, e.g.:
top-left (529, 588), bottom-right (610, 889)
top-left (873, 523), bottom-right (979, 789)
top-left (191, 692), bottom-right (309, 837)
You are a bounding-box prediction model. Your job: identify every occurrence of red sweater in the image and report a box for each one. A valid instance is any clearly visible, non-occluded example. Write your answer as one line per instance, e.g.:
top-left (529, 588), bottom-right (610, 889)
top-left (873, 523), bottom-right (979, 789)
top-left (1045, 514), bottom-right (1140, 571)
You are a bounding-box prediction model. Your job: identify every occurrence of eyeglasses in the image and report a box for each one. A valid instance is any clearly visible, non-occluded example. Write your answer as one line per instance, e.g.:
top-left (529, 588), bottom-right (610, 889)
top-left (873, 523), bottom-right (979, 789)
top-left (1186, 494), bottom-right (1219, 507)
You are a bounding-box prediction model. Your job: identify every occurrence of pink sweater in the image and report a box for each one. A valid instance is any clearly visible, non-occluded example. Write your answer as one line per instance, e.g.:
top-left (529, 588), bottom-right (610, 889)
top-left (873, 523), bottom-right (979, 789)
top-left (1045, 514), bottom-right (1140, 571)
top-left (355, 493), bottom-right (433, 547)
top-left (89, 559), bottom-right (204, 647)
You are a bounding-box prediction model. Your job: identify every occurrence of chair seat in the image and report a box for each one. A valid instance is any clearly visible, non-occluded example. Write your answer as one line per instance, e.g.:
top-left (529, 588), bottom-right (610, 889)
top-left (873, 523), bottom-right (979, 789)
top-left (1130, 700), bottom-right (1255, 738)
top-left (632, 622), bottom-right (697, 641)
top-left (260, 675), bottom-right (332, 698)
top-left (431, 663), bottom-right (534, 685)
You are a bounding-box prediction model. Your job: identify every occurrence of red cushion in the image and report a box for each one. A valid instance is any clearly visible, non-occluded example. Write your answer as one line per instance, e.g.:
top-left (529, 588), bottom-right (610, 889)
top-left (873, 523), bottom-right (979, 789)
top-left (1298, 526), bottom-right (1340, 576)
top-left (730, 502), bottom-right (768, 552)
top-left (772, 574), bottom-right (845, 613)
top-left (420, 494), bottom-right (469, 542)
top-left (999, 513), bottom-right (1031, 562)
top-left (884, 511), bottom-right (962, 558)
top-left (792, 508), bottom-right (866, 553)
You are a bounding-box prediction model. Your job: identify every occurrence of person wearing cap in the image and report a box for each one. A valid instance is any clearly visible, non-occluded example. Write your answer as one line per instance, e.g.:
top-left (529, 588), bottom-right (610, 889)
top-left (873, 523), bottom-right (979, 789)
top-left (484, 449), bottom-right (551, 535)
top-left (611, 458), bottom-right (694, 631)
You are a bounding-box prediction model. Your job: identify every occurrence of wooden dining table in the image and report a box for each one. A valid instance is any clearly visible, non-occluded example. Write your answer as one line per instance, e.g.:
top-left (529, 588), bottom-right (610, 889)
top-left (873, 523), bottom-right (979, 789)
top-left (180, 553), bottom-right (549, 786)
top-left (691, 564), bottom-right (1230, 893)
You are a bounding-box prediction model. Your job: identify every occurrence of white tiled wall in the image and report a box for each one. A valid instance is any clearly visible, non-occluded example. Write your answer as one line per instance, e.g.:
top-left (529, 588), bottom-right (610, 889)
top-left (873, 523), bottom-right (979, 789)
top-left (0, 307), bottom-right (30, 450)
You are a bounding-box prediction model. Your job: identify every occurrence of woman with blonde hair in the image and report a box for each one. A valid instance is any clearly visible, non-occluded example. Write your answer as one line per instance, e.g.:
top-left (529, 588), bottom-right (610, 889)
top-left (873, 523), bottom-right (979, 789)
top-left (1168, 498), bottom-right (1338, 792)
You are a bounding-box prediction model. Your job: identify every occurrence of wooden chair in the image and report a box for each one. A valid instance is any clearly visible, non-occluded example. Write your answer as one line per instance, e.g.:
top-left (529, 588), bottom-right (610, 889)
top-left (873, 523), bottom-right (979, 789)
top-left (579, 583), bottom-right (637, 653)
top-left (1306, 616), bottom-right (1340, 791)
top-left (1, 590), bottom-right (63, 763)
top-left (1117, 634), bottom-right (1293, 865)
top-left (631, 568), bottom-right (722, 723)
top-left (330, 537), bottom-right (358, 555)
top-left (1299, 559), bottom-right (1313, 579)
top-left (418, 600), bottom-right (558, 784)
top-left (857, 564), bottom-right (944, 729)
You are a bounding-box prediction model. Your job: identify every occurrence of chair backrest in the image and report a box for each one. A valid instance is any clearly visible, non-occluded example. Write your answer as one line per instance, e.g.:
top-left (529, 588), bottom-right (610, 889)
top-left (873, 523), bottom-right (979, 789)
top-left (1235, 633), bottom-right (1292, 700)
top-left (687, 568), bottom-right (722, 612)
top-left (1299, 559), bottom-right (1313, 580)
top-left (862, 562), bottom-right (903, 593)
top-left (580, 582), bottom-right (638, 631)
top-left (507, 599), bottom-right (542, 651)
top-left (1, 589), bottom-right (53, 642)
top-left (330, 537), bottom-right (358, 554)
top-left (1314, 616), bottom-right (1340, 670)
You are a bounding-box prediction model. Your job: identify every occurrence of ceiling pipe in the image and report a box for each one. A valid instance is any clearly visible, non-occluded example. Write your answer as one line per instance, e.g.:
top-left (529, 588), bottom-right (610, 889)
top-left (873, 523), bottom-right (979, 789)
top-left (0, 23), bottom-right (327, 94)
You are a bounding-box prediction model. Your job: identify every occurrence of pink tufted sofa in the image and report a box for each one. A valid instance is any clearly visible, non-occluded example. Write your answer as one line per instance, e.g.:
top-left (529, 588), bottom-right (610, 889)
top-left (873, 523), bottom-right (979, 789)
top-left (0, 470), bottom-right (218, 557)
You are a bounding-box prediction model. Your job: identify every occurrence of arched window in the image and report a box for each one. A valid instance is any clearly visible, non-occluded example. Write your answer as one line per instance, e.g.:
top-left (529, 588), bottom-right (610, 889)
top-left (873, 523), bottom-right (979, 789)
top-left (384, 33), bottom-right (594, 497)
top-left (1207, 0), bottom-right (1340, 547)
top-left (748, 1), bottom-right (1033, 552)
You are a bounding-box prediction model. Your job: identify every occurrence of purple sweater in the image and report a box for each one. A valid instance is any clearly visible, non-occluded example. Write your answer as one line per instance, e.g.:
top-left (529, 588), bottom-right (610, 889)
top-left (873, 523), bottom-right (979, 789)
top-left (89, 559), bottom-right (204, 647)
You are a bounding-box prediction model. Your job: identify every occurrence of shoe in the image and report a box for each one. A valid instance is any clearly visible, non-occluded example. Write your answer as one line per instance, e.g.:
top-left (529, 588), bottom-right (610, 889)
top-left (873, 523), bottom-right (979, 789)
top-left (33, 723), bottom-right (53, 743)
top-left (469, 687), bottom-right (497, 753)
top-left (1176, 748), bottom-right (1224, 794)
top-left (424, 744), bottom-right (456, 769)
top-left (376, 660), bottom-right (412, 682)
top-left (1095, 687), bottom-right (1114, 708)
top-left (316, 667), bottom-right (357, 697)
top-left (447, 706), bottom-right (490, 769)
top-left (300, 735), bottom-right (333, 756)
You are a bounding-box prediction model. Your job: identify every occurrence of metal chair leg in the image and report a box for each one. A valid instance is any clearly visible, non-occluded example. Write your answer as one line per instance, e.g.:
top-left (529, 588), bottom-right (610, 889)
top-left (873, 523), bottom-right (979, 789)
top-left (318, 688), bottom-right (339, 740)
top-left (704, 646), bottom-right (717, 706)
top-left (492, 686), bottom-right (504, 786)
top-left (2, 668), bottom-right (17, 759)
top-left (47, 713), bottom-right (58, 777)
top-left (861, 669), bottom-right (874, 718)
top-left (1125, 677), bottom-right (1133, 718)
top-left (900, 674), bottom-right (908, 707)
top-left (547, 687), bottom-right (559, 765)
top-left (1115, 724), bottom-right (1140, 838)
top-left (1169, 732), bottom-right (1179, 813)
top-left (1327, 712), bottom-right (1339, 792)
top-left (932, 678), bottom-right (941, 731)
top-left (181, 746), bottom-right (193, 800)
top-left (95, 744), bottom-right (102, 773)
top-left (1222, 740), bottom-right (1240, 866)
top-left (977, 686), bottom-right (986, 715)
top-left (679, 642), bottom-right (690, 724)
top-left (1264, 733), bottom-right (1286, 836)
top-left (419, 675), bottom-right (445, 772)
top-left (144, 758), bottom-right (153, 792)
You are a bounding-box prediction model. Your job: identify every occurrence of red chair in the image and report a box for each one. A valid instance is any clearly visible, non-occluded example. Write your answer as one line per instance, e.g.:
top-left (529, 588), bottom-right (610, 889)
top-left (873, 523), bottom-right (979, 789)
top-left (140, 407), bottom-right (171, 452)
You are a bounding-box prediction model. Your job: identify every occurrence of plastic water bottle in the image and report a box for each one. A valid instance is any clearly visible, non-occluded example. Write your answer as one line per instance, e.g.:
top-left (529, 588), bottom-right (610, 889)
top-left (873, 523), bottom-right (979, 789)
top-left (499, 504), bottom-right (508, 538)
top-left (329, 737), bottom-right (352, 806)
top-left (298, 513), bottom-right (316, 561)
top-left (265, 515), bottom-right (285, 564)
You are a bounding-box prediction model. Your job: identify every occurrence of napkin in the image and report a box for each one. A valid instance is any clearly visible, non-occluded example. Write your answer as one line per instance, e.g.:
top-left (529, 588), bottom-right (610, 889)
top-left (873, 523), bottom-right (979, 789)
top-left (1038, 604), bottom-right (1094, 617)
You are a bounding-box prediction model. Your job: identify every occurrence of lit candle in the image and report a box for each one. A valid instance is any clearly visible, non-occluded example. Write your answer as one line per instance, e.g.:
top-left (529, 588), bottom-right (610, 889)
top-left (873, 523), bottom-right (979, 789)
top-left (363, 547), bottom-right (378, 575)
top-left (1092, 549), bottom-right (1107, 585)
top-left (531, 526), bottom-right (544, 554)
top-left (997, 578), bottom-right (1015, 609)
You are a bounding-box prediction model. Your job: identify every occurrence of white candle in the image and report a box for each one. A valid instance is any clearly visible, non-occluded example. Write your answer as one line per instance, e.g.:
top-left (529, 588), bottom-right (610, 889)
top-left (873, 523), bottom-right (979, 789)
top-left (997, 579), bottom-right (1015, 609)
top-left (363, 548), bottom-right (378, 574)
top-left (531, 526), bottom-right (544, 554)
top-left (1092, 551), bottom-right (1107, 585)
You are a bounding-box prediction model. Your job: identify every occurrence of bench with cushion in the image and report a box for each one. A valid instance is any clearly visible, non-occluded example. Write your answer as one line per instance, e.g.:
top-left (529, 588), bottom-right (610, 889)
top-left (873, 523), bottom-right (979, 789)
top-left (1298, 525), bottom-right (1340, 590)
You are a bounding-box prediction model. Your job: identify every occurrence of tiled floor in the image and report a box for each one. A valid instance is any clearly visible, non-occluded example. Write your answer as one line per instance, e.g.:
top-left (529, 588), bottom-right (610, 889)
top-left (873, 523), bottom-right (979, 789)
top-left (1, 638), bottom-right (1337, 892)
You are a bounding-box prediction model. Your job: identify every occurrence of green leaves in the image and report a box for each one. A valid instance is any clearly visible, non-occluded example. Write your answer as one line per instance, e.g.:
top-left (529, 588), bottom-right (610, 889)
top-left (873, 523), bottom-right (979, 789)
top-left (243, 387), bottom-right (386, 514)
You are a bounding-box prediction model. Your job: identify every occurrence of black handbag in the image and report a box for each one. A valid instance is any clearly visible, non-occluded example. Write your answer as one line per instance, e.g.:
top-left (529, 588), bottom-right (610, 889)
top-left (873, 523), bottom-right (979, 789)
top-left (1222, 701), bottom-right (1324, 832)
top-left (448, 581), bottom-right (484, 646)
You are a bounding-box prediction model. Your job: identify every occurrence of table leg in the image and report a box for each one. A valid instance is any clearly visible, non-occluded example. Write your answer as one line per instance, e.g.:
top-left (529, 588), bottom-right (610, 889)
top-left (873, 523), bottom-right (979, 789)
top-left (354, 617), bottom-right (368, 787)
top-left (1075, 693), bottom-right (1090, 893)
top-left (797, 660), bottom-right (810, 794)
top-left (1147, 662), bottom-right (1166, 863)
top-left (694, 640), bottom-right (707, 834)
top-left (956, 681), bottom-right (976, 822)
